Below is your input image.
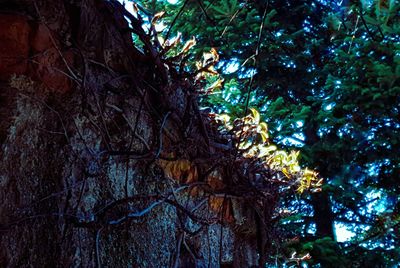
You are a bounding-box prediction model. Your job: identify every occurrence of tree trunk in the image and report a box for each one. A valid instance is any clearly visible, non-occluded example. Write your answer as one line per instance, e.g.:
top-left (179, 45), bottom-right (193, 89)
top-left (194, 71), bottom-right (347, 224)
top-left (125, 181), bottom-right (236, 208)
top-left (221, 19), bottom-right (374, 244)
top-left (0, 0), bottom-right (273, 267)
top-left (311, 193), bottom-right (335, 238)
top-left (304, 113), bottom-right (335, 239)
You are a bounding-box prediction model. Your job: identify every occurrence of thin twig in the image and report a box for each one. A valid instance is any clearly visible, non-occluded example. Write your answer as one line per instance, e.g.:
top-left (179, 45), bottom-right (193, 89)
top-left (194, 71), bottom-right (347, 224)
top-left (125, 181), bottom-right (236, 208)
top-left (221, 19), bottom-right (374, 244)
top-left (172, 232), bottom-right (184, 268)
top-left (155, 111), bottom-right (171, 158)
top-left (121, 113), bottom-right (151, 151)
top-left (96, 227), bottom-right (104, 268)
top-left (195, 0), bottom-right (216, 25)
top-left (165, 0), bottom-right (190, 42)
top-left (183, 239), bottom-right (197, 261)
top-left (220, 2), bottom-right (248, 38)
top-left (235, 5), bottom-right (269, 156)
top-left (33, 1), bottom-right (80, 82)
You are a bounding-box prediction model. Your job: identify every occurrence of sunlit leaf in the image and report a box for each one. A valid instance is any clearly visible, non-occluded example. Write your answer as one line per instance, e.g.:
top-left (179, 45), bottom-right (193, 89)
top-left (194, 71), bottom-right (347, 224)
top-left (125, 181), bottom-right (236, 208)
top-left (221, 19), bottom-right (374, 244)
top-left (260, 131), bottom-right (269, 143)
top-left (216, 114), bottom-right (231, 124)
top-left (282, 168), bottom-right (291, 178)
top-left (151, 11), bottom-right (165, 25)
top-left (250, 108), bottom-right (260, 123)
top-left (206, 79), bottom-right (224, 92)
top-left (259, 122), bottom-right (268, 132)
top-left (258, 145), bottom-right (277, 157)
top-left (180, 36), bottom-right (196, 54)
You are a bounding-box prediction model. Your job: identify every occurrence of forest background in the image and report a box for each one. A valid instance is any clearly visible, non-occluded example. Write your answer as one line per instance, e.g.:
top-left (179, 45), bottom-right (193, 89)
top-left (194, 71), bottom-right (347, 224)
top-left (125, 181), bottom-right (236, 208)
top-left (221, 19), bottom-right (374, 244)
top-left (131, 0), bottom-right (400, 266)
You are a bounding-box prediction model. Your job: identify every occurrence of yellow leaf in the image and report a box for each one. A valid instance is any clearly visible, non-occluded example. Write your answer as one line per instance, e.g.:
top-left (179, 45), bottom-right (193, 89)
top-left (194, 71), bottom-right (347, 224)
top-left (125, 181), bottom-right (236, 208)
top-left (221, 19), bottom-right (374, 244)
top-left (297, 184), bottom-right (305, 194)
top-left (289, 163), bottom-right (301, 173)
top-left (196, 61), bottom-right (202, 70)
top-left (211, 47), bottom-right (219, 62)
top-left (203, 52), bottom-right (214, 65)
top-left (206, 79), bottom-right (224, 92)
top-left (271, 151), bottom-right (288, 166)
top-left (311, 188), bottom-right (322, 193)
top-left (180, 36), bottom-right (196, 54)
top-left (239, 141), bottom-right (252, 150)
top-left (303, 168), bottom-right (315, 176)
top-left (244, 146), bottom-right (258, 157)
top-left (287, 151), bottom-right (299, 163)
top-left (243, 115), bottom-right (253, 124)
top-left (260, 131), bottom-right (269, 143)
top-left (259, 122), bottom-right (268, 132)
top-left (167, 32), bottom-right (182, 48)
top-left (158, 36), bottom-right (165, 46)
top-left (205, 65), bottom-right (219, 75)
top-left (202, 48), bottom-right (219, 66)
top-left (282, 168), bottom-right (291, 178)
top-left (315, 178), bottom-right (324, 186)
top-left (250, 108), bottom-right (260, 123)
top-left (151, 11), bottom-right (165, 25)
top-left (258, 145), bottom-right (277, 157)
top-left (216, 114), bottom-right (230, 124)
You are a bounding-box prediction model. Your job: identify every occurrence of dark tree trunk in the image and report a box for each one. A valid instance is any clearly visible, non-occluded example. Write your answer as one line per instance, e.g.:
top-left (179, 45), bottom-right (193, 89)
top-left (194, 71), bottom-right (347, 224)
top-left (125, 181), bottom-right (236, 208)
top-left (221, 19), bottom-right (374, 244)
top-left (304, 114), bottom-right (335, 239)
top-left (0, 0), bottom-right (274, 267)
top-left (311, 193), bottom-right (335, 238)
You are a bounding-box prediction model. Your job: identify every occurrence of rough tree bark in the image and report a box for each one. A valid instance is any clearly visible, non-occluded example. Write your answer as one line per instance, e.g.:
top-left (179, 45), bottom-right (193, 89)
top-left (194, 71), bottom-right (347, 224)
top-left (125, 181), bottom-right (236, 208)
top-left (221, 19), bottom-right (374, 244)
top-left (0, 0), bottom-right (279, 267)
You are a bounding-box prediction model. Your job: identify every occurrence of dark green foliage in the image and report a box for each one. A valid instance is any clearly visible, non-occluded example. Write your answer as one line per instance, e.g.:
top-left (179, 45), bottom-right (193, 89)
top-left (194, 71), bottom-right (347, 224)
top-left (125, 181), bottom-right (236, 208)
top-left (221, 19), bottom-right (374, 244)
top-left (302, 237), bottom-right (346, 267)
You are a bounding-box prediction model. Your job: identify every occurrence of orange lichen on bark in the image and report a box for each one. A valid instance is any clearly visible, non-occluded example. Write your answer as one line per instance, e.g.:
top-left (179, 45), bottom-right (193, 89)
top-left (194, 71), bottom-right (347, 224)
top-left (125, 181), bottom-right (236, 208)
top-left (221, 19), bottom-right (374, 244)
top-left (0, 14), bottom-right (74, 93)
top-left (0, 15), bottom-right (30, 79)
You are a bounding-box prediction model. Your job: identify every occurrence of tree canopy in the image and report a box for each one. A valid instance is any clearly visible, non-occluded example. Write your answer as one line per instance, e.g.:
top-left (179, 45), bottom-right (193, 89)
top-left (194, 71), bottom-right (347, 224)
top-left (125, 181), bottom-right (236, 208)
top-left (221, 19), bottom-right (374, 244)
top-left (134, 0), bottom-right (400, 266)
